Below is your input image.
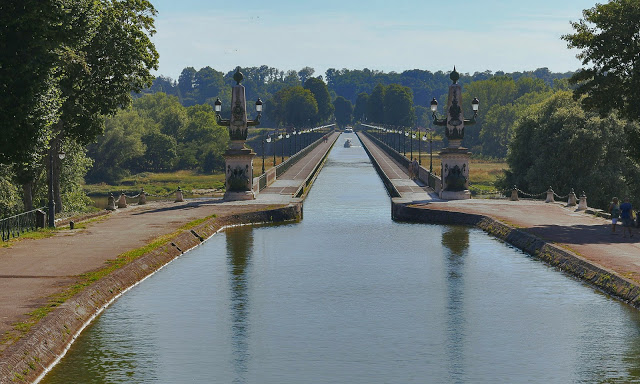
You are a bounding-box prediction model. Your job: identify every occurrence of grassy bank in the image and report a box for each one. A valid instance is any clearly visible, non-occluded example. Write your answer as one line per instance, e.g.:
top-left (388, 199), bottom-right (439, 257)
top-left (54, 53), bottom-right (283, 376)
top-left (83, 170), bottom-right (226, 196)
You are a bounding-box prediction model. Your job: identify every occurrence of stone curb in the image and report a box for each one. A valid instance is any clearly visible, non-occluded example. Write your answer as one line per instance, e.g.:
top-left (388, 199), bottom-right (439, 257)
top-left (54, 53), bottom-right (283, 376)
top-left (0, 204), bottom-right (302, 384)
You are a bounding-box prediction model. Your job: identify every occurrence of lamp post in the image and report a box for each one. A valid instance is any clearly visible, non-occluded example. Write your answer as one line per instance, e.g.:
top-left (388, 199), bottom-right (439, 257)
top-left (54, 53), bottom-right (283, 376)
top-left (48, 148), bottom-right (65, 228)
top-left (266, 132), bottom-right (276, 166)
top-left (261, 131), bottom-right (266, 174)
top-left (410, 127), bottom-right (414, 159)
top-left (417, 127), bottom-right (422, 165)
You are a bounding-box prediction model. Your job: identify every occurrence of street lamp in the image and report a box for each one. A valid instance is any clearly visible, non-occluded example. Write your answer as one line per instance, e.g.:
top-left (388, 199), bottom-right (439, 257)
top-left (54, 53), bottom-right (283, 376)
top-left (417, 127), bottom-right (422, 165)
top-left (48, 148), bottom-right (65, 227)
top-left (261, 131), bottom-right (267, 174)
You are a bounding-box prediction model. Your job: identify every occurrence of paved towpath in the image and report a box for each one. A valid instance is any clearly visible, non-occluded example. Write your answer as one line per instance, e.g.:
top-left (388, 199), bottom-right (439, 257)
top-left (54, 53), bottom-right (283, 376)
top-left (359, 132), bottom-right (640, 284)
top-left (0, 131), bottom-right (338, 349)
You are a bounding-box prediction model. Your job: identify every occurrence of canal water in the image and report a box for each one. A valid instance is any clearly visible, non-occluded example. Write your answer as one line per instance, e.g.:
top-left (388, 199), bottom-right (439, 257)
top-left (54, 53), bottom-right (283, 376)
top-left (43, 133), bottom-right (640, 383)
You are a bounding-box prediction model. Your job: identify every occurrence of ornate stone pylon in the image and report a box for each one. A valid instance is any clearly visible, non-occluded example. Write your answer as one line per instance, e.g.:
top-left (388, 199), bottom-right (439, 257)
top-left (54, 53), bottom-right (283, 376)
top-left (217, 67), bottom-right (261, 201)
top-left (432, 67), bottom-right (478, 200)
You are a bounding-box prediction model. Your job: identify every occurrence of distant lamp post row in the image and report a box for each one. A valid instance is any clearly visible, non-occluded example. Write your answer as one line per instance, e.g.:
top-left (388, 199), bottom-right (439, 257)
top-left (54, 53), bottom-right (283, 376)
top-left (48, 148), bottom-right (66, 227)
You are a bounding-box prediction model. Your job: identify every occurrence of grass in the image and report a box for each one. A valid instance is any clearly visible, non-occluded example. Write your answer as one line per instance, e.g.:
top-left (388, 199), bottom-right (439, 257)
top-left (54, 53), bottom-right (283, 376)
top-left (84, 170), bottom-right (226, 196)
top-left (468, 159), bottom-right (508, 196)
top-left (1, 228), bottom-right (57, 248)
top-left (1, 213), bottom-right (217, 346)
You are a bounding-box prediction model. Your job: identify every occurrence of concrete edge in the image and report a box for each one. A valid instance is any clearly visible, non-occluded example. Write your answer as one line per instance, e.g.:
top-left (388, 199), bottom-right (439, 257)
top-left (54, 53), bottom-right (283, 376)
top-left (0, 204), bottom-right (302, 384)
top-left (296, 133), bottom-right (338, 199)
top-left (356, 132), bottom-right (401, 198)
top-left (392, 202), bottom-right (640, 308)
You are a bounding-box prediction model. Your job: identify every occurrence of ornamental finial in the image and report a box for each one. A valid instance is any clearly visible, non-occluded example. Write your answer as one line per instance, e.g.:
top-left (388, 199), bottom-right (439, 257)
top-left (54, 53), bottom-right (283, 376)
top-left (450, 66), bottom-right (460, 84)
top-left (233, 66), bottom-right (244, 85)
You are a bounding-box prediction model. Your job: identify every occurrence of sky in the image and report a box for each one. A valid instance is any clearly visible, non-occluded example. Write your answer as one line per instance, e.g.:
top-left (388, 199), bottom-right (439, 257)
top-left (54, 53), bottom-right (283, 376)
top-left (149, 0), bottom-right (597, 80)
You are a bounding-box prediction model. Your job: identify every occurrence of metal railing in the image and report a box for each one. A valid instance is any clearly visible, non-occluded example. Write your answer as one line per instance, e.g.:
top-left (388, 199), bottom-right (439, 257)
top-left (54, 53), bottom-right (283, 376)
top-left (1, 207), bottom-right (46, 242)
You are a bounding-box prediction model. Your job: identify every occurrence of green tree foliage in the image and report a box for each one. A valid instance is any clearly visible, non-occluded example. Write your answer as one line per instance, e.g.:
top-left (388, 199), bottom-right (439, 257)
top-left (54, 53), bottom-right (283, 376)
top-left (367, 84), bottom-right (386, 124)
top-left (462, 76), bottom-right (550, 156)
top-left (267, 86), bottom-right (318, 128)
top-left (0, 165), bottom-right (21, 217)
top-left (383, 84), bottom-right (415, 127)
top-left (141, 132), bottom-right (178, 171)
top-left (304, 77), bottom-right (334, 124)
top-left (284, 87), bottom-right (318, 127)
top-left (0, 0), bottom-right (73, 165)
top-left (504, 91), bottom-right (640, 208)
top-left (333, 96), bottom-right (353, 127)
top-left (562, 0), bottom-right (640, 123)
top-left (353, 92), bottom-right (369, 122)
top-left (87, 93), bottom-right (229, 182)
top-left (86, 109), bottom-right (149, 183)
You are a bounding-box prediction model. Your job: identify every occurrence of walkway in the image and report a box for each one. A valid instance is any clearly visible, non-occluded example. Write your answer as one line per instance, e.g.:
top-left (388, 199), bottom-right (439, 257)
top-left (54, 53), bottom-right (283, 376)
top-left (258, 132), bottom-right (339, 201)
top-left (0, 132), bottom-right (338, 350)
top-left (359, 130), bottom-right (640, 289)
top-left (357, 132), bottom-right (436, 203)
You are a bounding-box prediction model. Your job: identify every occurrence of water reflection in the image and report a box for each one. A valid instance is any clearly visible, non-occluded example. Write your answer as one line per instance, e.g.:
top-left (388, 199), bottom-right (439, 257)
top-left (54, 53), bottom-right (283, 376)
top-left (441, 225), bottom-right (470, 382)
top-left (226, 226), bottom-right (253, 384)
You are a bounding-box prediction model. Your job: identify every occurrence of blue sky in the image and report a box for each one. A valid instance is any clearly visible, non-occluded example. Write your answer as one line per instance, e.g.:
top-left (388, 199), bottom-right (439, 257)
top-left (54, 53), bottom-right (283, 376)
top-left (149, 0), bottom-right (597, 80)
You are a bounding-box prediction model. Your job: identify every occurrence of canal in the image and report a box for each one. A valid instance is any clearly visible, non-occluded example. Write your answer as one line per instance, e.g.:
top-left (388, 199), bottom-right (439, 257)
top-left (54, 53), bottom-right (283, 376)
top-left (43, 133), bottom-right (640, 383)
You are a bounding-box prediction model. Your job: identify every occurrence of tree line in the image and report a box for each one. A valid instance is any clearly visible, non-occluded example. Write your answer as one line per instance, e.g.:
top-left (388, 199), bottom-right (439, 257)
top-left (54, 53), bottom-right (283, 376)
top-left (1, 0), bottom-right (639, 215)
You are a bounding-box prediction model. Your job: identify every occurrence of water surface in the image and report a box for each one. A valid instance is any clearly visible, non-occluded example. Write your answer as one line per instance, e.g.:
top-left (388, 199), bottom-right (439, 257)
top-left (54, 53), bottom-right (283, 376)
top-left (43, 133), bottom-right (640, 383)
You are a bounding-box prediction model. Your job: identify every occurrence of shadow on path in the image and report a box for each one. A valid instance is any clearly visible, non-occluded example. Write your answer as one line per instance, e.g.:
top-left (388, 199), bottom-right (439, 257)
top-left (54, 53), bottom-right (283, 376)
top-left (526, 224), bottom-right (639, 245)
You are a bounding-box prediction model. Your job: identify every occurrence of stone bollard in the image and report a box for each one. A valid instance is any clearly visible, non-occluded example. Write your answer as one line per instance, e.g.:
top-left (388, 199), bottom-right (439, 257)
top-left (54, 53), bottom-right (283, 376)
top-left (578, 191), bottom-right (588, 210)
top-left (567, 188), bottom-right (577, 206)
top-left (545, 187), bottom-right (555, 203)
top-left (106, 193), bottom-right (116, 211)
top-left (510, 185), bottom-right (519, 201)
top-left (138, 188), bottom-right (147, 205)
top-left (117, 192), bottom-right (127, 208)
top-left (175, 186), bottom-right (184, 202)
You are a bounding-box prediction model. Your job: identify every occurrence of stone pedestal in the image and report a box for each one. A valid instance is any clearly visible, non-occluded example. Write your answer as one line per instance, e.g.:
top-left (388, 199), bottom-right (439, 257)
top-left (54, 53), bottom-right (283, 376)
top-left (223, 146), bottom-right (256, 201)
top-left (439, 147), bottom-right (471, 200)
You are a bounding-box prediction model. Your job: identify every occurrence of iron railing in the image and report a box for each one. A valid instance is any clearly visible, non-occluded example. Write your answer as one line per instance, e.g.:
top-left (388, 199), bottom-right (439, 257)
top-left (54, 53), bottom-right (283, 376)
top-left (1, 207), bottom-right (46, 242)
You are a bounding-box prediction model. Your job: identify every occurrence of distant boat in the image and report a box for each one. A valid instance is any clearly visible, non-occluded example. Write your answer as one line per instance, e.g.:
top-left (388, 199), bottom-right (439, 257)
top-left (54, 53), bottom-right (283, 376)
top-left (344, 127), bottom-right (353, 133)
top-left (344, 138), bottom-right (352, 148)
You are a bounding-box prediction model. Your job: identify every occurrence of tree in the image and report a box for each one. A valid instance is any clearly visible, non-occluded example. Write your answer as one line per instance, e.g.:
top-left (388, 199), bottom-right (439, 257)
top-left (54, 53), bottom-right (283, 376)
top-left (562, 0), bottom-right (640, 123)
top-left (304, 77), bottom-right (334, 124)
top-left (367, 84), bottom-right (386, 123)
top-left (44, 0), bottom-right (158, 211)
top-left (353, 92), bottom-right (369, 122)
top-left (283, 87), bottom-right (318, 127)
top-left (267, 86), bottom-right (318, 128)
top-left (0, 0), bottom-right (80, 165)
top-left (333, 96), bottom-right (353, 127)
top-left (141, 132), bottom-right (177, 171)
top-left (298, 67), bottom-right (315, 85)
top-left (504, 91), bottom-right (640, 208)
top-left (86, 109), bottom-right (149, 183)
top-left (383, 84), bottom-right (415, 127)
top-left (178, 67), bottom-right (197, 105)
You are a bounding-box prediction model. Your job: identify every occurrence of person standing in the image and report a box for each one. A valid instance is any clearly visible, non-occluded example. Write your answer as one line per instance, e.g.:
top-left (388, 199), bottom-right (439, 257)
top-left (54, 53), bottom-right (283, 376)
top-left (609, 197), bottom-right (621, 234)
top-left (620, 197), bottom-right (634, 238)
